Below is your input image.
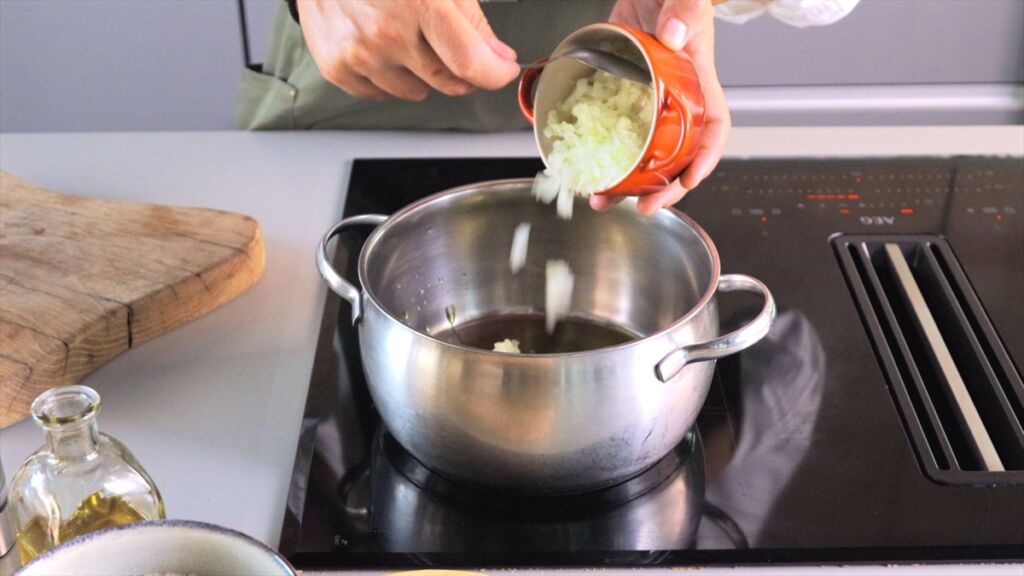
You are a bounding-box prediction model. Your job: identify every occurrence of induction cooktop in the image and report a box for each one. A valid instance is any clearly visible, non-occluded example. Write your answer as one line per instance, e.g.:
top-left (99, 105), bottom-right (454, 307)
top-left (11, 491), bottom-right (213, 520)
top-left (280, 156), bottom-right (1024, 569)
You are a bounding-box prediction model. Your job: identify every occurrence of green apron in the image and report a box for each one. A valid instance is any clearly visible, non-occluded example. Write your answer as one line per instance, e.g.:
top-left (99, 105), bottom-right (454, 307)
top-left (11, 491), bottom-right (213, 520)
top-left (236, 0), bottom-right (615, 131)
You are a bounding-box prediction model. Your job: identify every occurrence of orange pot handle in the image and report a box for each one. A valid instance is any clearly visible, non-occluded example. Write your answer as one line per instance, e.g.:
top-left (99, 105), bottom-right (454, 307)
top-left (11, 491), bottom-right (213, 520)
top-left (644, 90), bottom-right (691, 174)
top-left (517, 57), bottom-right (549, 125)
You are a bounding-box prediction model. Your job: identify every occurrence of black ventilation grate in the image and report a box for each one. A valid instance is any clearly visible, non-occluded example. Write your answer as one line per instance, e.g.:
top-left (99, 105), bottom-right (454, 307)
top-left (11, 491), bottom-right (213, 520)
top-left (833, 235), bottom-right (1024, 486)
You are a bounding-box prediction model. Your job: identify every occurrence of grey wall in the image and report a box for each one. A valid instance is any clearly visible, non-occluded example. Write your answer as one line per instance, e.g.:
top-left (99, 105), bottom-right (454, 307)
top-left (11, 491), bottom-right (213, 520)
top-left (714, 0), bottom-right (1023, 86)
top-left (1, 0), bottom-right (1021, 133)
top-left (0, 0), bottom-right (248, 132)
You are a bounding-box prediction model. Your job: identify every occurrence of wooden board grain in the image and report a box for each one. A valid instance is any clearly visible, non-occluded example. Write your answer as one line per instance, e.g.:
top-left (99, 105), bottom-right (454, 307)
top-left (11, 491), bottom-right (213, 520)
top-left (0, 172), bottom-right (265, 427)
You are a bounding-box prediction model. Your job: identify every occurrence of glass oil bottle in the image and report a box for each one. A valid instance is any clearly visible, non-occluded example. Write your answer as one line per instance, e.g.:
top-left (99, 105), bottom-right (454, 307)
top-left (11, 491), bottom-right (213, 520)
top-left (7, 385), bottom-right (165, 563)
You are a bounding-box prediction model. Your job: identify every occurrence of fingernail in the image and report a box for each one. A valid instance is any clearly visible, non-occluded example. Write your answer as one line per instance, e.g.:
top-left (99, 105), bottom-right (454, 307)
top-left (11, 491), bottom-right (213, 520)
top-left (486, 36), bottom-right (517, 61)
top-left (661, 18), bottom-right (688, 51)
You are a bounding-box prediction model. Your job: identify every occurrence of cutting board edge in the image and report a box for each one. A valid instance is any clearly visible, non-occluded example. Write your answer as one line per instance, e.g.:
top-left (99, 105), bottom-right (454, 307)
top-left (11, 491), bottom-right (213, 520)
top-left (0, 173), bottom-right (267, 429)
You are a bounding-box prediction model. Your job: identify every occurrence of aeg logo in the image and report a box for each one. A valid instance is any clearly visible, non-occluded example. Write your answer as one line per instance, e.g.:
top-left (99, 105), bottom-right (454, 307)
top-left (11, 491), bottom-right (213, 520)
top-left (860, 216), bottom-right (896, 226)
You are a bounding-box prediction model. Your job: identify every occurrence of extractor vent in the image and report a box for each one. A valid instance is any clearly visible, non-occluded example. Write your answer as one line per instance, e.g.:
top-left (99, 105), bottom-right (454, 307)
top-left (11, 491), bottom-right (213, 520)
top-left (833, 235), bottom-right (1024, 486)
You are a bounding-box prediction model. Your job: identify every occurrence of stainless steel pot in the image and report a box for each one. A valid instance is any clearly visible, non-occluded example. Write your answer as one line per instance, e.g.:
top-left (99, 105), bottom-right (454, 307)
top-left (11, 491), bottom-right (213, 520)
top-left (317, 179), bottom-right (775, 494)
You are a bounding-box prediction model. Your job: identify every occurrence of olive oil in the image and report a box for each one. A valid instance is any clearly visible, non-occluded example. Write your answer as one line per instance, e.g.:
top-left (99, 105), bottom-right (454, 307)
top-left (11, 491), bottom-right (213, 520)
top-left (435, 312), bottom-right (638, 353)
top-left (16, 491), bottom-right (149, 564)
top-left (8, 386), bottom-right (165, 566)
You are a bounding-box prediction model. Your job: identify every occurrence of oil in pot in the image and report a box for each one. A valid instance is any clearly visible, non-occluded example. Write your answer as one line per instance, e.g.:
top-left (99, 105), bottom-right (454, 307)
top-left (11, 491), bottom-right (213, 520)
top-left (434, 312), bottom-right (638, 354)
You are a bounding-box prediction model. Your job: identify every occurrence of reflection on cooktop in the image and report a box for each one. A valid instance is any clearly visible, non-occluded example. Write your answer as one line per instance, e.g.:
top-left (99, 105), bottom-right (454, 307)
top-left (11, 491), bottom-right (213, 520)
top-left (364, 428), bottom-right (709, 552)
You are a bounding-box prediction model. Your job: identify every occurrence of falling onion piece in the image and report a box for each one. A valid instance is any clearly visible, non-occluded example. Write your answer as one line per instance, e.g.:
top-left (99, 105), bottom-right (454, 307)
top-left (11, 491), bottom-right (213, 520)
top-left (492, 339), bottom-right (521, 354)
top-left (545, 259), bottom-right (575, 334)
top-left (532, 171), bottom-right (560, 204)
top-left (509, 223), bottom-right (531, 273)
top-left (556, 184), bottom-right (574, 221)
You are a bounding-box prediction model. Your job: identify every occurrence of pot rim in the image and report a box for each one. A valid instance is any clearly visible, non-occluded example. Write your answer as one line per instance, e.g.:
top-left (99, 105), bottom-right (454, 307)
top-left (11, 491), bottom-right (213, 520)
top-left (534, 22), bottom-right (660, 194)
top-left (357, 178), bottom-right (721, 359)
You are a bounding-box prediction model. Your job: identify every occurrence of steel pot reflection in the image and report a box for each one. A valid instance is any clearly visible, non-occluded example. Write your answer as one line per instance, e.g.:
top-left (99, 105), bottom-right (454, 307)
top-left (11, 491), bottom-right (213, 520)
top-left (317, 179), bottom-right (775, 493)
top-left (361, 430), bottom-right (704, 552)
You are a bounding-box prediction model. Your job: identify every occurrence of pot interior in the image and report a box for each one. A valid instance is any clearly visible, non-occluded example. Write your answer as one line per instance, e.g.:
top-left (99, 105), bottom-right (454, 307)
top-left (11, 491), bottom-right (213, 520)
top-left (361, 180), bottom-right (715, 350)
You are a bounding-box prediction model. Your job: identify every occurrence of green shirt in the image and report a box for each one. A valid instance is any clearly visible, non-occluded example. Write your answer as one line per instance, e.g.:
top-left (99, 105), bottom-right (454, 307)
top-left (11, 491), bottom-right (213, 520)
top-left (236, 0), bottom-right (615, 131)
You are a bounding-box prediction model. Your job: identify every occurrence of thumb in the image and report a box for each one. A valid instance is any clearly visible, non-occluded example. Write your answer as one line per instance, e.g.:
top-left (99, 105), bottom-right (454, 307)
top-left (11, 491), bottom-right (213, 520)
top-left (656, 0), bottom-right (711, 51)
top-left (452, 0), bottom-right (517, 61)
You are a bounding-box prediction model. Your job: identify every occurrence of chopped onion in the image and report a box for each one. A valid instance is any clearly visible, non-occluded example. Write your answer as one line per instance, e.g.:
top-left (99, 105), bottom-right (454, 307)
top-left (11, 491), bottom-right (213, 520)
top-left (532, 171), bottom-right (560, 204)
top-left (541, 70), bottom-right (653, 198)
top-left (545, 259), bottom-right (575, 334)
top-left (509, 222), bottom-right (531, 273)
top-left (556, 183), bottom-right (574, 221)
top-left (493, 339), bottom-right (521, 354)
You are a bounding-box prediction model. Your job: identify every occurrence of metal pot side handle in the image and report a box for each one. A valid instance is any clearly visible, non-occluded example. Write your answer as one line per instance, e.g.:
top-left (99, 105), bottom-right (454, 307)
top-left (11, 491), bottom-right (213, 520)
top-left (655, 274), bottom-right (777, 383)
top-left (316, 214), bottom-right (388, 325)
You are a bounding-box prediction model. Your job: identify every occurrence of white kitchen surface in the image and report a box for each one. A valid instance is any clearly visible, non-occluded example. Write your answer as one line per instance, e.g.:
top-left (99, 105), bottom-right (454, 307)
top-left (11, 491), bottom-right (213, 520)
top-left (2, 127), bottom-right (1023, 575)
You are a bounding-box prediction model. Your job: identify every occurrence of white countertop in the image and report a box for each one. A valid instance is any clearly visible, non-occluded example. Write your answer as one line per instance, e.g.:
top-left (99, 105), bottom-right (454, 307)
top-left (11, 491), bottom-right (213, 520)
top-left (2, 126), bottom-right (1023, 575)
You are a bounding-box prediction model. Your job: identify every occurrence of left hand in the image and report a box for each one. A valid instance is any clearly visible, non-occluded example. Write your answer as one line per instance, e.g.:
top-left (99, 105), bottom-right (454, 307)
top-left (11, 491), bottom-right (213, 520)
top-left (591, 0), bottom-right (730, 215)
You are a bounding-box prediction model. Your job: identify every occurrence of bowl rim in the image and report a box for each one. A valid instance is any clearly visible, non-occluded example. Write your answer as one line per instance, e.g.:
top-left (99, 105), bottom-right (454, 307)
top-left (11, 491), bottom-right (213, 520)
top-left (18, 519), bottom-right (295, 575)
top-left (356, 177), bottom-right (722, 360)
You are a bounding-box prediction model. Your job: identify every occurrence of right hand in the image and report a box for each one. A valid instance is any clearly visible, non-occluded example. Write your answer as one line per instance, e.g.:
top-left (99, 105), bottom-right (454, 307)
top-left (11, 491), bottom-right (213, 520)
top-left (592, 0), bottom-right (730, 215)
top-left (296, 0), bottom-right (521, 101)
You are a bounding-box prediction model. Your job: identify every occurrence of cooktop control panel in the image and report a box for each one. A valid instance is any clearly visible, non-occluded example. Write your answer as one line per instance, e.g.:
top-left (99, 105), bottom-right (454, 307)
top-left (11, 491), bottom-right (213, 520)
top-left (689, 157), bottom-right (1021, 234)
top-left (681, 156), bottom-right (1023, 393)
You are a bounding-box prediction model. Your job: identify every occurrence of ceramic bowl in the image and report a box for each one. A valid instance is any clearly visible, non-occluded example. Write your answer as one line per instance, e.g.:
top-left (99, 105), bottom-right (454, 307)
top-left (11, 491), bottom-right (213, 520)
top-left (518, 22), bottom-right (706, 196)
top-left (17, 519), bottom-right (295, 576)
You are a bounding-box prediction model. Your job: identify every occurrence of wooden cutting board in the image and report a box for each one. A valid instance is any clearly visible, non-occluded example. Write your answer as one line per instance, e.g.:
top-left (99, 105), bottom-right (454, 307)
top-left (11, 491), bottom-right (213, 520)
top-left (0, 172), bottom-right (265, 427)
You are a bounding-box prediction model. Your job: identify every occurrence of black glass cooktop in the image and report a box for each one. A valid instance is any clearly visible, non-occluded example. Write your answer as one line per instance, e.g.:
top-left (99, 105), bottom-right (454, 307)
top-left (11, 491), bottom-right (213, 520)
top-left (281, 156), bottom-right (1024, 569)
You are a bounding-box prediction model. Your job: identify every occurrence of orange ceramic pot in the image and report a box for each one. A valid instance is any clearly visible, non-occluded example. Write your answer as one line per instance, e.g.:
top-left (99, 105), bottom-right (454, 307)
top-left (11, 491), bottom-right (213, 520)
top-left (518, 23), bottom-right (705, 196)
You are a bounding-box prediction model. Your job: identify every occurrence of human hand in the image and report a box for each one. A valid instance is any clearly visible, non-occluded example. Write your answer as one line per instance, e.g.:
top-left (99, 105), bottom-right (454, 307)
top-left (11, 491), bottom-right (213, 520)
top-left (591, 0), bottom-right (730, 215)
top-left (296, 0), bottom-right (520, 100)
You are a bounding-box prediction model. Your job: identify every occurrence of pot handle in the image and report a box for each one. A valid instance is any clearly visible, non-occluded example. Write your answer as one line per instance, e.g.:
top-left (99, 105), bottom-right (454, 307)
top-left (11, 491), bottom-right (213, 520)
top-left (316, 214), bottom-right (389, 325)
top-left (655, 274), bottom-right (776, 383)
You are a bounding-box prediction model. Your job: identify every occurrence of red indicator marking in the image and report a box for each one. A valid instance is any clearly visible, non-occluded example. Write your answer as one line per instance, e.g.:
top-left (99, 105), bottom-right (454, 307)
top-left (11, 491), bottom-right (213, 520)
top-left (996, 214), bottom-right (1003, 221)
top-left (760, 216), bottom-right (768, 222)
top-left (855, 177), bottom-right (862, 183)
top-left (848, 193), bottom-right (860, 200)
top-left (839, 209), bottom-right (850, 215)
top-left (901, 208), bottom-right (914, 215)
top-left (837, 194), bottom-right (847, 200)
top-left (806, 194), bottom-right (817, 200)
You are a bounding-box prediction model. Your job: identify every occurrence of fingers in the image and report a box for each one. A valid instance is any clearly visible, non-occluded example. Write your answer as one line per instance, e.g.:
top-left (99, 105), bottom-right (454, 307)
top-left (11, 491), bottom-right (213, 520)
top-left (420, 1), bottom-right (520, 90)
top-left (636, 179), bottom-right (688, 215)
top-left (403, 36), bottom-right (476, 97)
top-left (452, 0), bottom-right (518, 60)
top-left (609, 0), bottom-right (635, 25)
top-left (657, 0), bottom-right (714, 51)
top-left (658, 0), bottom-right (730, 191)
top-left (366, 65), bottom-right (434, 101)
top-left (298, 0), bottom-right (511, 100)
top-left (679, 100), bottom-right (730, 189)
top-left (327, 69), bottom-right (390, 100)
top-left (680, 38), bottom-right (730, 190)
top-left (320, 49), bottom-right (425, 101)
top-left (484, 35), bottom-right (517, 61)
top-left (589, 194), bottom-right (626, 212)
